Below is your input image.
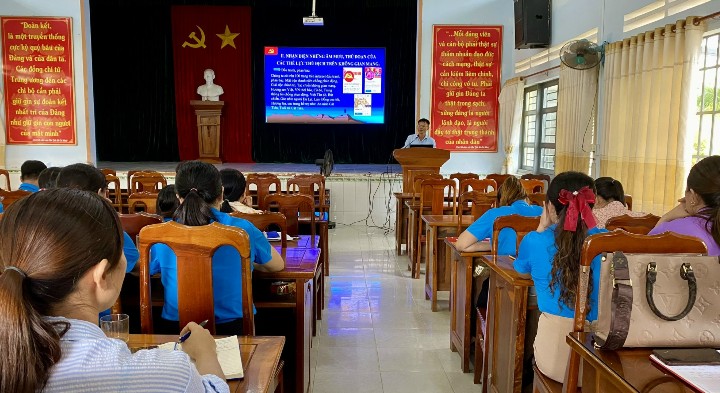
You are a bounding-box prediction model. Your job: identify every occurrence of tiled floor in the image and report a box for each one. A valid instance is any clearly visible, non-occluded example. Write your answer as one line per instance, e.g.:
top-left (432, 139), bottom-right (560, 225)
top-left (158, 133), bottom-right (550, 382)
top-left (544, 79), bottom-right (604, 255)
top-left (312, 225), bottom-right (481, 393)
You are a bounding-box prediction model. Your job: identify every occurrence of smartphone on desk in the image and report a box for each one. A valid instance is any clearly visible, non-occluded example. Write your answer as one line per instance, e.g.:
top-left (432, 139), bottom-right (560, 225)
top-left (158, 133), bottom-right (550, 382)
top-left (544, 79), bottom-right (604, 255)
top-left (652, 348), bottom-right (720, 366)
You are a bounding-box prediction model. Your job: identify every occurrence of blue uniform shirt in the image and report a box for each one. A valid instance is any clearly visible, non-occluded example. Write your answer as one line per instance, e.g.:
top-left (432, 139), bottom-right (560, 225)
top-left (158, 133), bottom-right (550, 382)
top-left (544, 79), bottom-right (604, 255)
top-left (513, 224), bottom-right (606, 320)
top-left (18, 182), bottom-right (40, 192)
top-left (123, 231), bottom-right (139, 273)
top-left (465, 200), bottom-right (542, 256)
top-left (150, 208), bottom-right (273, 322)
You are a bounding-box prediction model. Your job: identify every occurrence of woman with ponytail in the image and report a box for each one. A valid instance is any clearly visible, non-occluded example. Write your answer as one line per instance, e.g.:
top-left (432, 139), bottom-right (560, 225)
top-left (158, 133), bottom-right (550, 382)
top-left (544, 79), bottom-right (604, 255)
top-left (649, 155), bottom-right (720, 255)
top-left (0, 188), bottom-right (228, 392)
top-left (151, 161), bottom-right (284, 335)
top-left (513, 171), bottom-right (606, 383)
top-left (592, 177), bottom-right (647, 228)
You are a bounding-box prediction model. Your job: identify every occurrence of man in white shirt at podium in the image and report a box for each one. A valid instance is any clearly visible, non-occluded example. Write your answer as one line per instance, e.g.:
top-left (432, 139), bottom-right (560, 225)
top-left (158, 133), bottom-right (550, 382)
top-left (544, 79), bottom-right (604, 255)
top-left (402, 118), bottom-right (436, 148)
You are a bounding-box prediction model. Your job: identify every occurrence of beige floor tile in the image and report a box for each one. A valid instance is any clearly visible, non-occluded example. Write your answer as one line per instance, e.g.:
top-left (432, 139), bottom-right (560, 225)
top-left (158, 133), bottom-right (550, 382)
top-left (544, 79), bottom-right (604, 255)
top-left (314, 346), bottom-right (379, 373)
top-left (380, 371), bottom-right (454, 393)
top-left (377, 347), bottom-right (445, 372)
top-left (445, 371), bottom-right (483, 393)
top-left (312, 371), bottom-right (384, 393)
top-left (317, 328), bottom-right (377, 348)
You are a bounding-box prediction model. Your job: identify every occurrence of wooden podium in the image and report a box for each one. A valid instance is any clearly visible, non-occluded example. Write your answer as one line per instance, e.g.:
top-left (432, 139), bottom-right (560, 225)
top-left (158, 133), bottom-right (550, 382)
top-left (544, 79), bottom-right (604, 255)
top-left (392, 148), bottom-right (451, 192)
top-left (190, 100), bottom-right (223, 163)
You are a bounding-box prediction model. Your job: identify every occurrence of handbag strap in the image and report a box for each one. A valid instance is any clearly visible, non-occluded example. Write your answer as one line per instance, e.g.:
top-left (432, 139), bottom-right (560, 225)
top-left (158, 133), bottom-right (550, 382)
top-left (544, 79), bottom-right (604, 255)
top-left (646, 262), bottom-right (697, 321)
top-left (594, 251), bottom-right (633, 350)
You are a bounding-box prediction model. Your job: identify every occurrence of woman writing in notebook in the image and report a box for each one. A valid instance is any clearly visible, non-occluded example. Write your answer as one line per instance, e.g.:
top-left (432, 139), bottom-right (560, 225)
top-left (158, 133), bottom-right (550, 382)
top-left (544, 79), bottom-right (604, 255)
top-left (513, 171), bottom-right (606, 383)
top-left (150, 161), bottom-right (284, 335)
top-left (0, 188), bottom-right (229, 392)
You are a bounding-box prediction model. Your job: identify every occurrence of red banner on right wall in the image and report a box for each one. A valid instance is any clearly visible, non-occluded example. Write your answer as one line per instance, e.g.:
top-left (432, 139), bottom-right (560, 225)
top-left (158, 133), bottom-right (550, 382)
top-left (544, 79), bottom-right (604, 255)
top-left (430, 25), bottom-right (502, 152)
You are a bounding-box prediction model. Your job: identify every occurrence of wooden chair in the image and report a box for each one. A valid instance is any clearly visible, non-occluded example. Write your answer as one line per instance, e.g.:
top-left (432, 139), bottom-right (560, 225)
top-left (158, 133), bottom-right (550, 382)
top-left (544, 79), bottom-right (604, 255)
top-left (246, 173), bottom-right (281, 211)
top-left (264, 194), bottom-right (315, 239)
top-left (528, 193), bottom-right (546, 206)
top-left (451, 173), bottom-right (480, 192)
top-left (230, 211), bottom-right (288, 249)
top-left (128, 191), bottom-right (159, 214)
top-left (137, 221), bottom-right (255, 335)
top-left (129, 171), bottom-right (167, 195)
top-left (287, 174), bottom-right (326, 214)
top-left (0, 169), bottom-right (11, 190)
top-left (605, 214), bottom-right (660, 235)
top-left (414, 178), bottom-right (457, 279)
top-left (520, 179), bottom-right (545, 194)
top-left (476, 214), bottom-right (540, 384)
top-left (412, 173), bottom-right (443, 200)
top-left (561, 231), bottom-right (708, 391)
top-left (456, 191), bottom-right (495, 235)
top-left (119, 212), bottom-right (163, 245)
top-left (460, 178), bottom-right (497, 194)
top-left (521, 173), bottom-right (551, 183)
top-left (0, 189), bottom-right (31, 210)
top-left (101, 168), bottom-right (117, 177)
top-left (105, 174), bottom-right (123, 212)
top-left (485, 173), bottom-right (514, 187)
top-left (624, 194), bottom-right (633, 210)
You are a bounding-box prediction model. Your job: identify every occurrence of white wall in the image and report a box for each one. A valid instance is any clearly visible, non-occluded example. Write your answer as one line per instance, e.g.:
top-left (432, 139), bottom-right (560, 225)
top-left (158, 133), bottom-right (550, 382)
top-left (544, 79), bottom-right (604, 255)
top-left (419, 0), bottom-right (514, 175)
top-left (0, 0), bottom-right (94, 171)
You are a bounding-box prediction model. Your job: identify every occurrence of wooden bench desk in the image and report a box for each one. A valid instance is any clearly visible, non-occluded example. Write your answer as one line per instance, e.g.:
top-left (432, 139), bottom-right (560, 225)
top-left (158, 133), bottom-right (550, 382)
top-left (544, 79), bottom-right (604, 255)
top-left (422, 215), bottom-right (474, 311)
top-left (407, 200), bottom-right (455, 276)
top-left (566, 333), bottom-right (696, 393)
top-left (394, 192), bottom-right (415, 255)
top-left (254, 246), bottom-right (319, 393)
top-left (127, 335), bottom-right (284, 393)
top-left (482, 254), bottom-right (538, 393)
top-left (446, 238), bottom-right (489, 372)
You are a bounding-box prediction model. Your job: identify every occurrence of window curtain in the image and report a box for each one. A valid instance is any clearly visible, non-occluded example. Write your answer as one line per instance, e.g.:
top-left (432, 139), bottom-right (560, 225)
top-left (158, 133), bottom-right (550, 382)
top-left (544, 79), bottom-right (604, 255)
top-left (554, 64), bottom-right (599, 174)
top-left (499, 77), bottom-right (524, 174)
top-left (598, 16), bottom-right (706, 214)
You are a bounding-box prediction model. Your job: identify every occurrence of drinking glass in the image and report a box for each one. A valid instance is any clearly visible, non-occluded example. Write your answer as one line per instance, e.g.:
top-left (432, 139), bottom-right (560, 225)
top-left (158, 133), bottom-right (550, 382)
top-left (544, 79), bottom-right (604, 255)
top-left (100, 313), bottom-right (130, 343)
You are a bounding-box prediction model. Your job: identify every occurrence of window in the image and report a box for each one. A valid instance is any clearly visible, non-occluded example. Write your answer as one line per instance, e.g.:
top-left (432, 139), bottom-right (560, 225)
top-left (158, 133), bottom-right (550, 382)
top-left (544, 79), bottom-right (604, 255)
top-left (520, 80), bottom-right (558, 174)
top-left (691, 32), bottom-right (720, 163)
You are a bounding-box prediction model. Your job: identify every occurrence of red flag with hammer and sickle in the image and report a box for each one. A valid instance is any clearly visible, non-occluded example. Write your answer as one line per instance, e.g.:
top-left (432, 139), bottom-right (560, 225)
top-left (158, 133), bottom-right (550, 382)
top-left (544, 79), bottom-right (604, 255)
top-left (171, 6), bottom-right (252, 162)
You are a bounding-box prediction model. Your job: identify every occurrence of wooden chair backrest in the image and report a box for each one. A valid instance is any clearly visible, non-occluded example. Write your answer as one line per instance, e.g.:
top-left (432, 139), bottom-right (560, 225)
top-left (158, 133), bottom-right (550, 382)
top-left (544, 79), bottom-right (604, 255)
top-left (0, 169), bottom-right (11, 190)
top-left (625, 194), bottom-right (633, 210)
top-left (287, 174), bottom-right (326, 209)
top-left (419, 179), bottom-right (457, 216)
top-left (450, 173), bottom-right (480, 191)
top-left (457, 191), bottom-right (496, 234)
top-left (527, 193), bottom-right (546, 206)
top-left (128, 191), bottom-right (159, 214)
top-left (605, 214), bottom-right (661, 235)
top-left (105, 174), bottom-right (122, 211)
top-left (520, 179), bottom-right (545, 194)
top-left (101, 168), bottom-right (117, 177)
top-left (485, 173), bottom-right (513, 187)
top-left (246, 173), bottom-right (281, 211)
top-left (520, 173), bottom-right (551, 182)
top-left (138, 221), bottom-right (254, 335)
top-left (230, 211), bottom-right (288, 249)
top-left (412, 173), bottom-right (443, 203)
top-left (264, 194), bottom-right (315, 238)
top-left (119, 212), bottom-right (163, 245)
top-left (0, 189), bottom-right (31, 210)
top-left (564, 231), bottom-right (708, 389)
top-left (130, 172), bottom-right (167, 195)
top-left (491, 214), bottom-right (540, 257)
top-left (460, 178), bottom-right (497, 194)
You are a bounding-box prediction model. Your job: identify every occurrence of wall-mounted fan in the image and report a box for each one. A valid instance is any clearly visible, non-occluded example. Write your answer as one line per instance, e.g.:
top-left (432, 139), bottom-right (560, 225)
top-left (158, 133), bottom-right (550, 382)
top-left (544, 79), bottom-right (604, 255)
top-left (560, 39), bottom-right (604, 70)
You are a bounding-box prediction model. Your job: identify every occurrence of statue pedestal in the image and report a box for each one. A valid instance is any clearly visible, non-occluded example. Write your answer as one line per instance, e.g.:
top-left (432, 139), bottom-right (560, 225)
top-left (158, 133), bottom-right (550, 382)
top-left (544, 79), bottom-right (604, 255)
top-left (190, 100), bottom-right (224, 163)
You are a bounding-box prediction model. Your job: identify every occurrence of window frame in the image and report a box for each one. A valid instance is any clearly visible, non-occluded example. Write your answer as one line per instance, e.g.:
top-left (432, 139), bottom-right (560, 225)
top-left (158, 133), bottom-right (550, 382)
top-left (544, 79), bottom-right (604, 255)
top-left (692, 31), bottom-right (720, 163)
top-left (519, 79), bottom-right (559, 175)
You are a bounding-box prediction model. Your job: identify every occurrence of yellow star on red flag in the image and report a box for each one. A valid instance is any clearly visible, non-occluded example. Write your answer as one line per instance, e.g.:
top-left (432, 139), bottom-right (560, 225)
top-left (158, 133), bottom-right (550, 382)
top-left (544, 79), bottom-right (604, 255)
top-left (216, 25), bottom-right (239, 49)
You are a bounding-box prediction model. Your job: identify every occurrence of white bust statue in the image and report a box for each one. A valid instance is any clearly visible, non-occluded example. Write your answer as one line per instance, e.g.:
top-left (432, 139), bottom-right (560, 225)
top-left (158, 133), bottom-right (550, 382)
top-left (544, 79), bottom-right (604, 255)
top-left (197, 69), bottom-right (224, 101)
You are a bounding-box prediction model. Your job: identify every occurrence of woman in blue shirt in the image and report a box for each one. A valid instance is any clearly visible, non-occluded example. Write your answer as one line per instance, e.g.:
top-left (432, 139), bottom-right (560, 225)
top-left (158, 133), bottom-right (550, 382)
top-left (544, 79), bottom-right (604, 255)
top-left (156, 184), bottom-right (179, 222)
top-left (150, 161), bottom-right (284, 335)
top-left (0, 188), bottom-right (228, 392)
top-left (513, 171), bottom-right (605, 383)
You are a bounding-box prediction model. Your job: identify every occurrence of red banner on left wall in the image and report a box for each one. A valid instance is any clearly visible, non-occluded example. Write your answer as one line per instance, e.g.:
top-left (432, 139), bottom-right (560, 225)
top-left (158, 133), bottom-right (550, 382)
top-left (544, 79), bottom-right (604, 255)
top-left (2, 17), bottom-right (76, 145)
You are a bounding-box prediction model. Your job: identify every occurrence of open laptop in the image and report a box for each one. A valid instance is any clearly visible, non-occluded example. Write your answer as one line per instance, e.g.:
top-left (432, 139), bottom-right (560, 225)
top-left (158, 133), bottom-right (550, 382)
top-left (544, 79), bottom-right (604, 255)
top-left (409, 144), bottom-right (434, 148)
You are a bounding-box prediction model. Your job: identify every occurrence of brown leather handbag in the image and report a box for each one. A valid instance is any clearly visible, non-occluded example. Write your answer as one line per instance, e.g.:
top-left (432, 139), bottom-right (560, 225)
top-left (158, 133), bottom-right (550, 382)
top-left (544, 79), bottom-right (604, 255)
top-left (594, 251), bottom-right (720, 350)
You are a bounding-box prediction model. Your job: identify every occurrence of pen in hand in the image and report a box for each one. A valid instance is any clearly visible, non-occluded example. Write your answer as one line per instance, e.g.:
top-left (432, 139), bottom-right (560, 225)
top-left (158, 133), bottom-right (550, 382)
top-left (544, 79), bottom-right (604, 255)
top-left (175, 319), bottom-right (209, 350)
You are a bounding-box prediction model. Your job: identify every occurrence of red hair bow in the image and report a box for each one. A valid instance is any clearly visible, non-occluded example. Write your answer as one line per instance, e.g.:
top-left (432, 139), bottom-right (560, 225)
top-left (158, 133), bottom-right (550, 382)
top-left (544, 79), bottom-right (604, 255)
top-left (558, 186), bottom-right (597, 231)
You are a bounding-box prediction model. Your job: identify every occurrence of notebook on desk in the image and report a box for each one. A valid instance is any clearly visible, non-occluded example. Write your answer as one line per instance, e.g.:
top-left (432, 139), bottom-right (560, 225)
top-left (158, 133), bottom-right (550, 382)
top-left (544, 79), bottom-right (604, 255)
top-left (650, 352), bottom-right (720, 392)
top-left (158, 335), bottom-right (244, 379)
